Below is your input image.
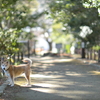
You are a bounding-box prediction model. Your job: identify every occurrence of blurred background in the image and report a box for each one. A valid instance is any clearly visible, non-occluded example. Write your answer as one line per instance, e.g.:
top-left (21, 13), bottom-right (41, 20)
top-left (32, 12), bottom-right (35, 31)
top-left (0, 0), bottom-right (100, 61)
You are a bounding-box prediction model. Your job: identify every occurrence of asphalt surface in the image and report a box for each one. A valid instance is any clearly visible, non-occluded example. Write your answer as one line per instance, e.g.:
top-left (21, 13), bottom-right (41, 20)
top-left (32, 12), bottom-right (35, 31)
top-left (1, 56), bottom-right (100, 100)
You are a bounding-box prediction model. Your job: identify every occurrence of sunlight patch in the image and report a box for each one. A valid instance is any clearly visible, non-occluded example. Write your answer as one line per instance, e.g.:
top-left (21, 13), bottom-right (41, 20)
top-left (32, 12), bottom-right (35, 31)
top-left (30, 74), bottom-right (52, 78)
top-left (34, 83), bottom-right (54, 87)
top-left (31, 88), bottom-right (54, 93)
top-left (89, 71), bottom-right (100, 75)
top-left (66, 72), bottom-right (85, 77)
top-left (41, 58), bottom-right (73, 63)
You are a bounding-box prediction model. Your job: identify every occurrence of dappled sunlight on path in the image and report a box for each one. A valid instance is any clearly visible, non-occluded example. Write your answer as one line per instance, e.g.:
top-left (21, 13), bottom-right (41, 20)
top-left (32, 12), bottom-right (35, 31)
top-left (8, 57), bottom-right (100, 100)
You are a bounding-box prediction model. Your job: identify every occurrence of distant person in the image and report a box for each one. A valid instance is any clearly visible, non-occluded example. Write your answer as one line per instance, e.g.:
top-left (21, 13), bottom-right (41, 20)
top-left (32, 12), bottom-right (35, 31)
top-left (70, 46), bottom-right (75, 54)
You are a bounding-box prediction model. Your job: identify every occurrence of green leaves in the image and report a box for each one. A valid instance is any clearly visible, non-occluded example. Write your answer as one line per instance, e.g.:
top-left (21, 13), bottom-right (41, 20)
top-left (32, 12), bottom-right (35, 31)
top-left (0, 28), bottom-right (19, 55)
top-left (0, 0), bottom-right (40, 55)
top-left (83, 0), bottom-right (100, 8)
top-left (48, 0), bottom-right (100, 47)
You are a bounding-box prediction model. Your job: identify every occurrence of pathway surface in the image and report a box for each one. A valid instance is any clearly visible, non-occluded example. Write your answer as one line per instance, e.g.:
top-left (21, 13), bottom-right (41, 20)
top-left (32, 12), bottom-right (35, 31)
top-left (1, 56), bottom-right (100, 100)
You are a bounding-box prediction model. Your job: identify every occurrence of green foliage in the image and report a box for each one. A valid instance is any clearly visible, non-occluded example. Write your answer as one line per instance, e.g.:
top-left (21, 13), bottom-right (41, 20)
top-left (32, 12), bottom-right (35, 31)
top-left (0, 0), bottom-right (38, 29)
top-left (92, 45), bottom-right (100, 50)
top-left (48, 0), bottom-right (100, 48)
top-left (0, 0), bottom-right (40, 55)
top-left (66, 44), bottom-right (71, 53)
top-left (83, 0), bottom-right (100, 8)
top-left (0, 28), bottom-right (20, 55)
top-left (51, 23), bottom-right (74, 44)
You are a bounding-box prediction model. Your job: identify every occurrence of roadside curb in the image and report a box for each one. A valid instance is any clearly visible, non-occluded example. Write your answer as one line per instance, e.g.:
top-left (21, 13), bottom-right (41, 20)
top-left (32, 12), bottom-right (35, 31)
top-left (0, 81), bottom-right (8, 95)
top-left (75, 58), bottom-right (100, 69)
top-left (90, 63), bottom-right (100, 68)
top-left (69, 54), bottom-right (100, 68)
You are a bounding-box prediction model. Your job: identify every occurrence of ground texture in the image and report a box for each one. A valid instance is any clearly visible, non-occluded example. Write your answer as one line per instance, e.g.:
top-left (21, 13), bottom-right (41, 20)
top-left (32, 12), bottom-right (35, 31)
top-left (1, 56), bottom-right (100, 100)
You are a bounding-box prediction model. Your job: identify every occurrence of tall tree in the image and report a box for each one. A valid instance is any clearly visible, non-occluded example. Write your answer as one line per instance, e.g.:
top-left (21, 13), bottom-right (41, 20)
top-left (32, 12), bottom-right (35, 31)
top-left (47, 0), bottom-right (100, 47)
top-left (0, 0), bottom-right (40, 55)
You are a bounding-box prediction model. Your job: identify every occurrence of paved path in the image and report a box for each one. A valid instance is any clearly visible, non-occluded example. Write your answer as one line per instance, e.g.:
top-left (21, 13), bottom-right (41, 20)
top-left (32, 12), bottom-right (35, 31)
top-left (1, 56), bottom-right (100, 100)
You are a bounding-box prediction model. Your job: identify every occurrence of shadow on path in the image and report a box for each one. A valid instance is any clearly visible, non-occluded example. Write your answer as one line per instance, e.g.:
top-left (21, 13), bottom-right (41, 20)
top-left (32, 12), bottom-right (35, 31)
top-left (1, 56), bottom-right (100, 100)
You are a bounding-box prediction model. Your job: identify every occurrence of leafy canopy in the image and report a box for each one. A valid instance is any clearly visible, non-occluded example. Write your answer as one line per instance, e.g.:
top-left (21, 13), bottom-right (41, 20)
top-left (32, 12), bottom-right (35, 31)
top-left (47, 0), bottom-right (100, 48)
top-left (0, 0), bottom-right (39, 55)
